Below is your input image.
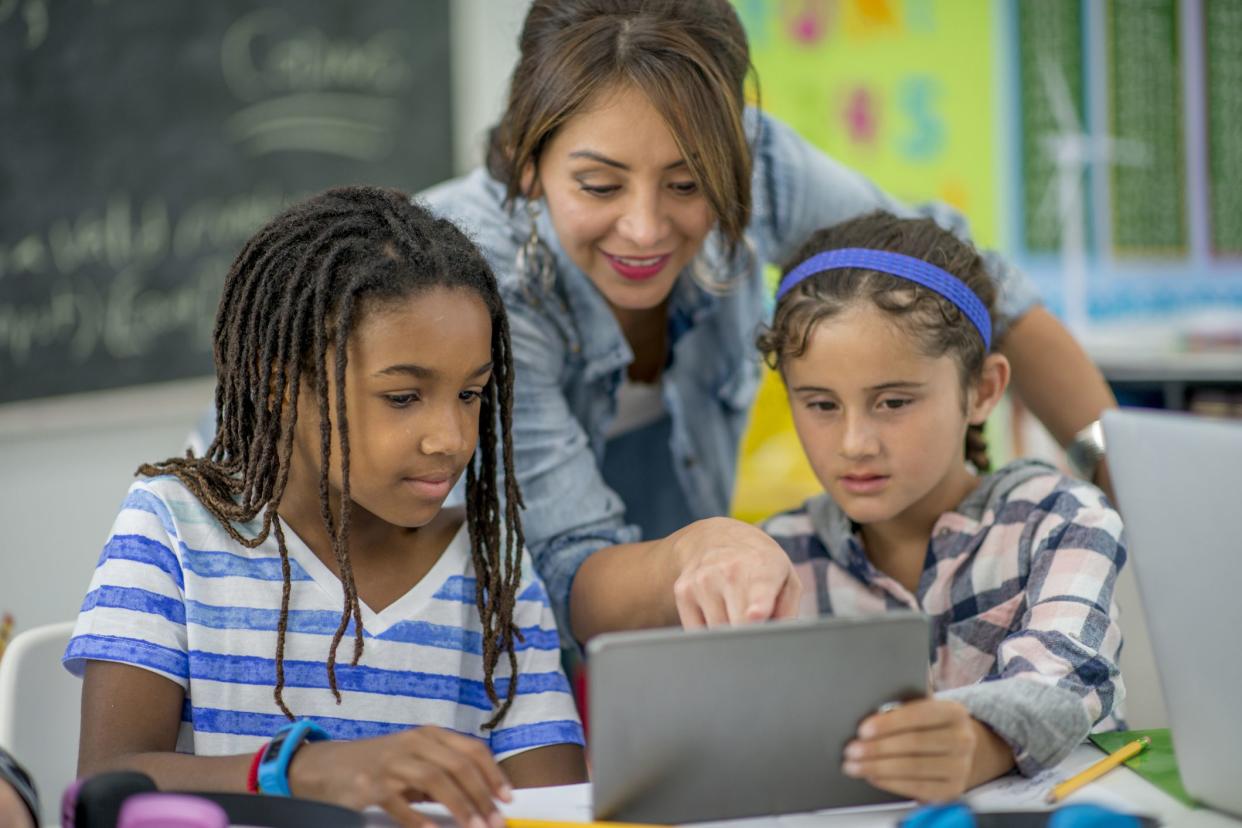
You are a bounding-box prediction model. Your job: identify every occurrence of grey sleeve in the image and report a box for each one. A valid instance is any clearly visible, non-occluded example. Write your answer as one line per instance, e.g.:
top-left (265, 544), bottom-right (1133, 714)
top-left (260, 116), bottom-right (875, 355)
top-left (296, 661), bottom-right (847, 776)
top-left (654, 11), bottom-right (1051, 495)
top-left (938, 678), bottom-right (1092, 776)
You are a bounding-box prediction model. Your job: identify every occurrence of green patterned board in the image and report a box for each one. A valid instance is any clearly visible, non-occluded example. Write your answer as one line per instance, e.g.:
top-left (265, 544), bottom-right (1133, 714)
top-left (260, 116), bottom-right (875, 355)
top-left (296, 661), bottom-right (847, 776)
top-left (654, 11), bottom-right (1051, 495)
top-left (1205, 0), bottom-right (1242, 254)
top-left (1107, 0), bottom-right (1187, 255)
top-left (1089, 729), bottom-right (1197, 808)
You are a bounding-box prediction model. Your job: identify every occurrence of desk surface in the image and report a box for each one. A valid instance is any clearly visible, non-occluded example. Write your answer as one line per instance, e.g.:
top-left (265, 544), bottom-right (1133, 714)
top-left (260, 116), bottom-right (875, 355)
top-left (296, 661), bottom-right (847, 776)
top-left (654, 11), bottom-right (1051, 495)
top-left (394, 743), bottom-right (1242, 828)
top-left (968, 744), bottom-right (1239, 828)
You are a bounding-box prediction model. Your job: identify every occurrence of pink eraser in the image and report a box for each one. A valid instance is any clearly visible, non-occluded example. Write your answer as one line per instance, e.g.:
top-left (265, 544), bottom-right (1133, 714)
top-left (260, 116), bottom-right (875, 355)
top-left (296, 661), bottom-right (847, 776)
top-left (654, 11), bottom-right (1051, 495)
top-left (117, 792), bottom-right (228, 828)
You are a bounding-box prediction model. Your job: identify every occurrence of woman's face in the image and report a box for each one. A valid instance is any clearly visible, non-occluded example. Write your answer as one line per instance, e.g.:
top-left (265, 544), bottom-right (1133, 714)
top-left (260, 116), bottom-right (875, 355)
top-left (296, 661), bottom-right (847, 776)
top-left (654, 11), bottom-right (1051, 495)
top-left (535, 83), bottom-right (715, 312)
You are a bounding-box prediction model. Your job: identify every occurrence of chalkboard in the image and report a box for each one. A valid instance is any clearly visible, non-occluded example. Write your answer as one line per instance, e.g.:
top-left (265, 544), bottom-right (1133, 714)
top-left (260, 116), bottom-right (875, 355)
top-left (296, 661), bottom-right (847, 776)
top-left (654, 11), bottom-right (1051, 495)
top-left (0, 0), bottom-right (454, 403)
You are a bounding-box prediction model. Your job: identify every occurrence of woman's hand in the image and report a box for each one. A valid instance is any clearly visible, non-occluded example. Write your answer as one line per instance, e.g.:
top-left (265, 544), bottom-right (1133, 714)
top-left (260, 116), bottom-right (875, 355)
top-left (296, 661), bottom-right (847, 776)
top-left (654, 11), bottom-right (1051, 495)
top-left (669, 517), bottom-right (802, 628)
top-left (841, 699), bottom-right (1015, 802)
top-left (289, 726), bottom-right (513, 828)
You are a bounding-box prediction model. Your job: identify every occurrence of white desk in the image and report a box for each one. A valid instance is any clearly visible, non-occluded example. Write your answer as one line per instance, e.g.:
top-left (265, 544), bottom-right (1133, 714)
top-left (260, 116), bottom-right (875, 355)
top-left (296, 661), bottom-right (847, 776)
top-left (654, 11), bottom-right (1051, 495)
top-left (965, 744), bottom-right (1240, 828)
top-left (392, 743), bottom-right (1242, 828)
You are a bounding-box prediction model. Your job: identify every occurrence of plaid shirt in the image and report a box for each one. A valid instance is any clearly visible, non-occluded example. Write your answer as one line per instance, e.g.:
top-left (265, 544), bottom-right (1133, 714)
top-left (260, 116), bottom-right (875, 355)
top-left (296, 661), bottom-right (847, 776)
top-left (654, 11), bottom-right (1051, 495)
top-left (761, 460), bottom-right (1126, 775)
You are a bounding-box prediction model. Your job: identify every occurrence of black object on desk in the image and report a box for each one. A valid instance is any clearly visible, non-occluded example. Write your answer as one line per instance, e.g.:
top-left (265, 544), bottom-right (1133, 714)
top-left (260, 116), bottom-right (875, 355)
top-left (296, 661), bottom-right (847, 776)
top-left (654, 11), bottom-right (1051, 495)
top-left (63, 771), bottom-right (365, 828)
top-left (899, 802), bottom-right (1161, 827)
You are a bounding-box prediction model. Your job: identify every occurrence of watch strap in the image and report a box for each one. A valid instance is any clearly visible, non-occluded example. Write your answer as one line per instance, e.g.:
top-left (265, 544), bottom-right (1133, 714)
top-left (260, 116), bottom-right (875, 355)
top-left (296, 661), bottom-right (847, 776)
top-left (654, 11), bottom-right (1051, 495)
top-left (257, 720), bottom-right (331, 797)
top-left (247, 744), bottom-right (266, 794)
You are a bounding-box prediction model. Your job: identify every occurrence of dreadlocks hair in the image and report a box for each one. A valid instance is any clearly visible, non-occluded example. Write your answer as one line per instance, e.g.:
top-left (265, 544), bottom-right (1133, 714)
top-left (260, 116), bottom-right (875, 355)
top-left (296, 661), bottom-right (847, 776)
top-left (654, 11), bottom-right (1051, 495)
top-left (755, 211), bottom-right (1000, 472)
top-left (138, 186), bottom-right (527, 729)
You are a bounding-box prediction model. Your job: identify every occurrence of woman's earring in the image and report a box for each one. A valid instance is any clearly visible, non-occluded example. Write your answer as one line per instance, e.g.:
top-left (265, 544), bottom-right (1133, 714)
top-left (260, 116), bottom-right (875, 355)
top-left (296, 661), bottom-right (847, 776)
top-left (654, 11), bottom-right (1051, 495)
top-left (689, 232), bottom-right (756, 295)
top-left (515, 200), bottom-right (556, 294)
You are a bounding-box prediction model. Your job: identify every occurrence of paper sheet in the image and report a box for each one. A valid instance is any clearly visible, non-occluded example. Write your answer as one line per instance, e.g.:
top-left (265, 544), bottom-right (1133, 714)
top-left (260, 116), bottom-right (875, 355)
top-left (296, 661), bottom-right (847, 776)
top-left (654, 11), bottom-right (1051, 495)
top-left (377, 785), bottom-right (912, 828)
top-left (365, 785), bottom-right (594, 827)
top-left (501, 783), bottom-right (593, 821)
top-left (966, 744), bottom-right (1138, 814)
top-left (365, 744), bottom-right (1144, 827)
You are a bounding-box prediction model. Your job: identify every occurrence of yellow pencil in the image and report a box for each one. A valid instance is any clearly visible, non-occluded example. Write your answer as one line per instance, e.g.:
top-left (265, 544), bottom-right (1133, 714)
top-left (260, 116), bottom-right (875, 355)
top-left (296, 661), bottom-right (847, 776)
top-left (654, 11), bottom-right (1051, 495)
top-left (507, 819), bottom-right (661, 828)
top-left (1046, 735), bottom-right (1151, 803)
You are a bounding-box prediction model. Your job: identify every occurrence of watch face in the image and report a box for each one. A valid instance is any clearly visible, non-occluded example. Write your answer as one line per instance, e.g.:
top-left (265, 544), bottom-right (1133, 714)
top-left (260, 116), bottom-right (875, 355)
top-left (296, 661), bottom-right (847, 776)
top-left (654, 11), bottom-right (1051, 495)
top-left (265, 731), bottom-right (290, 761)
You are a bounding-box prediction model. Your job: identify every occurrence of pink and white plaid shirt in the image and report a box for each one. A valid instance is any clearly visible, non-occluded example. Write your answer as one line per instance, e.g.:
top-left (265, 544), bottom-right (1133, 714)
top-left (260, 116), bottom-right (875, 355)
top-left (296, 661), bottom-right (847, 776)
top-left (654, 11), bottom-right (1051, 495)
top-left (761, 460), bottom-right (1126, 775)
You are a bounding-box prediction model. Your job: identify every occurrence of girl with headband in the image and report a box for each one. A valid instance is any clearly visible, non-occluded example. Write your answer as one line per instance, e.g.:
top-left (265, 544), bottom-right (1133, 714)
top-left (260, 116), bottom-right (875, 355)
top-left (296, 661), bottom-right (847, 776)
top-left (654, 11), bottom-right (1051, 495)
top-left (757, 212), bottom-right (1125, 801)
top-left (414, 0), bottom-right (1119, 648)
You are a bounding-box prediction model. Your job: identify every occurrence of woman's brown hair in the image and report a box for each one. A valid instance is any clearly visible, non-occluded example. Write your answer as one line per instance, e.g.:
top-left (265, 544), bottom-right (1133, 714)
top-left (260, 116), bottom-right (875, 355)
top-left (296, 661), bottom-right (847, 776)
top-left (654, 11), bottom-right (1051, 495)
top-left (487, 0), bottom-right (755, 255)
top-left (756, 211), bottom-right (1000, 471)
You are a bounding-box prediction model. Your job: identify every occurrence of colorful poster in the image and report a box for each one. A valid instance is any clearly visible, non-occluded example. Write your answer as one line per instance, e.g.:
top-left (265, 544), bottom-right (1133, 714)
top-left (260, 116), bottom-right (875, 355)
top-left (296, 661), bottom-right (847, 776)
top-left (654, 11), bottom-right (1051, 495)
top-left (736, 0), bottom-right (1000, 245)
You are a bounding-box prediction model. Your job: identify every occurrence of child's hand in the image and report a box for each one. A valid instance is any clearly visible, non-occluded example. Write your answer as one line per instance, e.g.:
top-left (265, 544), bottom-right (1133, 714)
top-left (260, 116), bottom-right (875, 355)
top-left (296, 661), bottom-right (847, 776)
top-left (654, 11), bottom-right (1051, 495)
top-left (289, 726), bottom-right (513, 828)
top-left (841, 699), bottom-right (1012, 802)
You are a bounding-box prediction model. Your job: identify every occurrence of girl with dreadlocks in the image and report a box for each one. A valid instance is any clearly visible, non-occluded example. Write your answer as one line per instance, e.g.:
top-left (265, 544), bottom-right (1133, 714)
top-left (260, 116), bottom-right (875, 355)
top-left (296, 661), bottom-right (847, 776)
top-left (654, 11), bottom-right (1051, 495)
top-left (64, 187), bottom-right (586, 826)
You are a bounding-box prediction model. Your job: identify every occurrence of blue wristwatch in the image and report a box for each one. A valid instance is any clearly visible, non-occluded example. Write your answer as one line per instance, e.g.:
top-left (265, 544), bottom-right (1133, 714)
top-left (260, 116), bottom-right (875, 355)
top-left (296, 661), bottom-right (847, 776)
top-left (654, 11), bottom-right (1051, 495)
top-left (257, 720), bottom-right (331, 797)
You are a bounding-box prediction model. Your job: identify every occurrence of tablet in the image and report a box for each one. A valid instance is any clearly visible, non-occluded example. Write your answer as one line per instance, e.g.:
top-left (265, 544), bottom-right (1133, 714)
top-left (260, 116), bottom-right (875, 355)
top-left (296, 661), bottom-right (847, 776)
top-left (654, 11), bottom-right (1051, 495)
top-left (587, 613), bottom-right (930, 823)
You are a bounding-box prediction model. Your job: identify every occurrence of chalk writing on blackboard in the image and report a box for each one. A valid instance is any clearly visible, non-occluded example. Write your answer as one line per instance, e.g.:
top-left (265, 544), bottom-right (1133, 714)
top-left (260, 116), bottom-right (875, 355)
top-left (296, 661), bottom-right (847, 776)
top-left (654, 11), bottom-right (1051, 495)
top-left (0, 1), bottom-right (452, 404)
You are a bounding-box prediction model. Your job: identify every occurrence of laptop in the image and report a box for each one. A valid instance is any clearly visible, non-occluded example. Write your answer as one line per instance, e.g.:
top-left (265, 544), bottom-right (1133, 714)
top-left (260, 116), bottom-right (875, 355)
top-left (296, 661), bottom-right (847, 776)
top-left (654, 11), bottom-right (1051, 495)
top-left (1103, 408), bottom-right (1242, 818)
top-left (586, 613), bottom-right (930, 823)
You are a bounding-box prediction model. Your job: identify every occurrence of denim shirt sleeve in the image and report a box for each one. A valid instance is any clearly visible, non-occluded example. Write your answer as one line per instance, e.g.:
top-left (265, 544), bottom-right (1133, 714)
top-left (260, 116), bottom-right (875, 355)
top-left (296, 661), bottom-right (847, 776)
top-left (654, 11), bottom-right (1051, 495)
top-left (421, 172), bottom-right (642, 646)
top-left (754, 111), bottom-right (1041, 336)
top-left (503, 300), bottom-right (641, 647)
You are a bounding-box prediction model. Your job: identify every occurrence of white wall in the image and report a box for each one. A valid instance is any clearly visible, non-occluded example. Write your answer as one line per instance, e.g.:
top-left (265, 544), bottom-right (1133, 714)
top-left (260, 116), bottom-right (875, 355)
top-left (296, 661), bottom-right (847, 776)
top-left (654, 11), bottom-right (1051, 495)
top-left (449, 0), bottom-right (531, 173)
top-left (1112, 568), bottom-right (1169, 729)
top-left (0, 378), bottom-right (215, 630)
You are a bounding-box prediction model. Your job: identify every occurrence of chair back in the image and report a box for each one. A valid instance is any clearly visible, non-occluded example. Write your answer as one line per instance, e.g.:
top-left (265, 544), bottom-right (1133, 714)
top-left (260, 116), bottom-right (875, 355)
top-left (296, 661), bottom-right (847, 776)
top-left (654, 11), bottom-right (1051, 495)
top-left (0, 621), bottom-right (80, 826)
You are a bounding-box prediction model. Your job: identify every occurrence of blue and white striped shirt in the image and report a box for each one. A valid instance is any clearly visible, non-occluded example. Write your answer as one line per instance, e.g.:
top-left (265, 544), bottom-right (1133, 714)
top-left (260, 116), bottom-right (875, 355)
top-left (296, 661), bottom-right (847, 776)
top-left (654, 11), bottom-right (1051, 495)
top-left (63, 476), bottom-right (584, 760)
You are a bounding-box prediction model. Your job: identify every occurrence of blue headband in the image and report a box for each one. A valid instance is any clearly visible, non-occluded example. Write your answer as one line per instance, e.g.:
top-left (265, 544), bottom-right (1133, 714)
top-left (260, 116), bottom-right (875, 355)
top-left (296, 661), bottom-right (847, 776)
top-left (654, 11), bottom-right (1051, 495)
top-left (775, 248), bottom-right (992, 350)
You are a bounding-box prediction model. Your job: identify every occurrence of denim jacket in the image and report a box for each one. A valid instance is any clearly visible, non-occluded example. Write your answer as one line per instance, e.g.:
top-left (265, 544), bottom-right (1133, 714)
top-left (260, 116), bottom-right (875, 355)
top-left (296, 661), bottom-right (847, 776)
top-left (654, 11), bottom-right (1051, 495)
top-left (418, 110), bottom-right (1040, 645)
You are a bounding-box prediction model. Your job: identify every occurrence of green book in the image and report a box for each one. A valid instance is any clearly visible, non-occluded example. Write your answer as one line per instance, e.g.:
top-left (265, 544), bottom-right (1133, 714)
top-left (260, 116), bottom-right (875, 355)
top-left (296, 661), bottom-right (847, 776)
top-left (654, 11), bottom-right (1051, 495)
top-left (1089, 728), bottom-right (1197, 808)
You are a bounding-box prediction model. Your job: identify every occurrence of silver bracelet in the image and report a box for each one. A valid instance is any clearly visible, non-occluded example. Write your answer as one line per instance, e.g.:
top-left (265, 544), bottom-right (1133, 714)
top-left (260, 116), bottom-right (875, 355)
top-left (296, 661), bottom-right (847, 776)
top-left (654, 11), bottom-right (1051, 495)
top-left (1066, 419), bottom-right (1107, 481)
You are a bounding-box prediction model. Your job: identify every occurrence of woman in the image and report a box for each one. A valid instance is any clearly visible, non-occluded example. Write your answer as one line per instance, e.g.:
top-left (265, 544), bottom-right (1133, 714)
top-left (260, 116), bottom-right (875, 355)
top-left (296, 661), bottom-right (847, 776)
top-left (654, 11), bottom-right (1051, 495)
top-left (414, 0), bottom-right (1117, 645)
top-left (419, 0), bottom-right (1117, 649)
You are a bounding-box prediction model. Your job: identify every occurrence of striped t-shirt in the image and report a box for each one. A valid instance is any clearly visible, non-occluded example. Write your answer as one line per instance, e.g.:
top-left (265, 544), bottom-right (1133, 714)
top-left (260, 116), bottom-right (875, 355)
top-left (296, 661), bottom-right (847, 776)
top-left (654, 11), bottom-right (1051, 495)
top-left (761, 460), bottom-right (1126, 776)
top-left (64, 476), bottom-right (584, 760)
